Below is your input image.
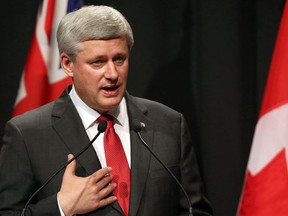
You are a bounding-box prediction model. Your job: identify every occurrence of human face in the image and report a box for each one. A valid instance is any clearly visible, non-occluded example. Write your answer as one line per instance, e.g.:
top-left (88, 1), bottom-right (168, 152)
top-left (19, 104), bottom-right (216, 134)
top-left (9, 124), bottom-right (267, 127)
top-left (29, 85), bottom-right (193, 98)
top-left (61, 38), bottom-right (129, 113)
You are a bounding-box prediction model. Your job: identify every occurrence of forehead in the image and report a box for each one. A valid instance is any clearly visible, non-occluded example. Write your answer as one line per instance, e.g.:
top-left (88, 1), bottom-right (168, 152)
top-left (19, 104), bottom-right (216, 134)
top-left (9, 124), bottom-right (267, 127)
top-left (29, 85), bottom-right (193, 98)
top-left (80, 38), bottom-right (129, 53)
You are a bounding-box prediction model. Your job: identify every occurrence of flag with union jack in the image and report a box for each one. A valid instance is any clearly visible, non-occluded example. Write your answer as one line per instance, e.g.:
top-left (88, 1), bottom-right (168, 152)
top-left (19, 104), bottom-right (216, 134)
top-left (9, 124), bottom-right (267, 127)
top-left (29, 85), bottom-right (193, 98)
top-left (12, 0), bottom-right (83, 117)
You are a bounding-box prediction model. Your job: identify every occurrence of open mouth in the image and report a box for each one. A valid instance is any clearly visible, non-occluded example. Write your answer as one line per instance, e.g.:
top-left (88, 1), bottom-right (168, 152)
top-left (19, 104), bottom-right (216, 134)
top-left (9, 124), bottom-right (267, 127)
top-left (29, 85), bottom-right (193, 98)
top-left (101, 85), bottom-right (120, 96)
top-left (102, 85), bottom-right (119, 91)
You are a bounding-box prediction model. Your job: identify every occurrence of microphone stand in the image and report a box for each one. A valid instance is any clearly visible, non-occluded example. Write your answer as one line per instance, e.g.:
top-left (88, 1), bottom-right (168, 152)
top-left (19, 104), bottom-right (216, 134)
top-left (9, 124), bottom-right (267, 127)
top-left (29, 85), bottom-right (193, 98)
top-left (135, 131), bottom-right (193, 216)
top-left (21, 121), bottom-right (107, 216)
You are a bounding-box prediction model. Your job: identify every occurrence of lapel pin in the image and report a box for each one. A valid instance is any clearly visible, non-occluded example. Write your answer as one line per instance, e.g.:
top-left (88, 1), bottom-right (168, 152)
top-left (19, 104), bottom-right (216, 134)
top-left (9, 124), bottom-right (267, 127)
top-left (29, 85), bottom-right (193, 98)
top-left (140, 122), bottom-right (146, 128)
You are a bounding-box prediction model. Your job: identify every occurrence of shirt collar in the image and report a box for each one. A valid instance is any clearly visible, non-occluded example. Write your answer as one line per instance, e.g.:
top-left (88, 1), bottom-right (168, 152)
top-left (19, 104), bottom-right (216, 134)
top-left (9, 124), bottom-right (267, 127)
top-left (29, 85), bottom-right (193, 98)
top-left (69, 86), bottom-right (127, 129)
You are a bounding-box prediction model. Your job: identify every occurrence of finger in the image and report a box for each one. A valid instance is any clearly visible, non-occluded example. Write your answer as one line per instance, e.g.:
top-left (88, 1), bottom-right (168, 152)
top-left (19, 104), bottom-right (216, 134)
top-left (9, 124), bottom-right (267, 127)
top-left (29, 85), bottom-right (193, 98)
top-left (98, 182), bottom-right (117, 199)
top-left (95, 174), bottom-right (114, 190)
top-left (97, 194), bottom-right (117, 208)
top-left (92, 167), bottom-right (113, 182)
top-left (64, 154), bottom-right (76, 177)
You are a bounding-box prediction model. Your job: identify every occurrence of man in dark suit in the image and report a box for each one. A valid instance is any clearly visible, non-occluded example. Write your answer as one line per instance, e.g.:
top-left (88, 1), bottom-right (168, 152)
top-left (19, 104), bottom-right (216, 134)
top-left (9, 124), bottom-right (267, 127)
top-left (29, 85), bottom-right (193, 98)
top-left (0, 5), bottom-right (213, 216)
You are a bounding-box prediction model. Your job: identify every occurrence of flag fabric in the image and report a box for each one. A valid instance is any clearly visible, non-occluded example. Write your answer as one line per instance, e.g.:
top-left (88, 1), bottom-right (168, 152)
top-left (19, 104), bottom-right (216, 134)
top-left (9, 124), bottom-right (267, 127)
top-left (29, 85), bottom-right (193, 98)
top-left (12, 0), bottom-right (83, 117)
top-left (237, 1), bottom-right (288, 215)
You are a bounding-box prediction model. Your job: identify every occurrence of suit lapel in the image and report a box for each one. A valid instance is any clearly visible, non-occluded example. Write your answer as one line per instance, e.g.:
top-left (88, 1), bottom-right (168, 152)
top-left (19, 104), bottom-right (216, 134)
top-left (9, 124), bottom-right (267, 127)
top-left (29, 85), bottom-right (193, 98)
top-left (51, 89), bottom-right (102, 176)
top-left (125, 93), bottom-right (154, 216)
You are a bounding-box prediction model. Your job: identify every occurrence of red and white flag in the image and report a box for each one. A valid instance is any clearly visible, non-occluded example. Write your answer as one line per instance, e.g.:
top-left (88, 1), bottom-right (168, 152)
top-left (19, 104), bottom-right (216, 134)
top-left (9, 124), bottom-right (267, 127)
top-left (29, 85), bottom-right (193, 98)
top-left (237, 1), bottom-right (288, 215)
top-left (12, 0), bottom-right (82, 117)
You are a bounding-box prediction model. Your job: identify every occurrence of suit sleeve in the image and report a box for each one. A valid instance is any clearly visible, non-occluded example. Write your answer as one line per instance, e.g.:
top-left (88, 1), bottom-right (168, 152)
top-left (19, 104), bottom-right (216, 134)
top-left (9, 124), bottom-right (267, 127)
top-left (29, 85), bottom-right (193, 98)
top-left (179, 115), bottom-right (213, 216)
top-left (0, 120), bottom-right (61, 215)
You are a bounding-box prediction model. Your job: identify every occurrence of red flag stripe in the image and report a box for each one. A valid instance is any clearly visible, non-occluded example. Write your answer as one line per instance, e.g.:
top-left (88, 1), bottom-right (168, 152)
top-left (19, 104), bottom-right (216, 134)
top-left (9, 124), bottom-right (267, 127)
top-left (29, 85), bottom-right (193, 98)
top-left (238, 150), bottom-right (288, 216)
top-left (259, 2), bottom-right (288, 118)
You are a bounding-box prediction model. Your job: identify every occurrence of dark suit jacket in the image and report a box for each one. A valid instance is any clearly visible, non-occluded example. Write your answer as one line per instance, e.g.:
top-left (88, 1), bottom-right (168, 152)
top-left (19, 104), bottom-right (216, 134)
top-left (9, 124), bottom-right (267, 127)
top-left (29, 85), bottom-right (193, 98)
top-left (0, 88), bottom-right (213, 216)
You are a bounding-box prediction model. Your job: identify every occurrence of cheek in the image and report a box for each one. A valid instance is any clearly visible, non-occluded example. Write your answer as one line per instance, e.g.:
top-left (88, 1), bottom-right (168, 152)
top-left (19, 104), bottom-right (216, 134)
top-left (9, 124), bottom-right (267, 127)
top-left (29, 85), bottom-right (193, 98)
top-left (119, 65), bottom-right (129, 79)
top-left (74, 67), bottom-right (102, 83)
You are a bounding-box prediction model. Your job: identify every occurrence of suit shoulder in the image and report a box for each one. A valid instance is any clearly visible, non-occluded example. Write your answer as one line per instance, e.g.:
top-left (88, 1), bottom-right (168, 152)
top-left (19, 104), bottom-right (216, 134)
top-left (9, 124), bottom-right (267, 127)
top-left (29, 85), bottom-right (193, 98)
top-left (130, 95), bottom-right (181, 117)
top-left (8, 101), bottom-right (55, 127)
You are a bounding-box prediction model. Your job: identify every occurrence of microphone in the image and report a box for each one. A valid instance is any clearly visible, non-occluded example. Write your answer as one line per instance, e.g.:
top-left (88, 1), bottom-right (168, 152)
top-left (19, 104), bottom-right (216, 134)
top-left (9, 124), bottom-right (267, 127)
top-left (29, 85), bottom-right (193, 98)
top-left (21, 120), bottom-right (107, 216)
top-left (132, 119), bottom-right (193, 216)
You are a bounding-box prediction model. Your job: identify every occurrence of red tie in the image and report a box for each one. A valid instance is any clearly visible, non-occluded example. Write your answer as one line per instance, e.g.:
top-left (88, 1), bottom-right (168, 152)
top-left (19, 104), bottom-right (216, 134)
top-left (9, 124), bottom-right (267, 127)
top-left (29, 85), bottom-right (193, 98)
top-left (98, 115), bottom-right (130, 216)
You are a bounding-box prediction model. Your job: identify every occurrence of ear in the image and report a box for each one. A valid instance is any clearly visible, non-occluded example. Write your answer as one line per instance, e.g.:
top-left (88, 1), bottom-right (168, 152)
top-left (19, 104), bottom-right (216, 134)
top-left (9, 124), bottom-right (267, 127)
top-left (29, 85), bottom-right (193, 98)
top-left (60, 53), bottom-right (74, 78)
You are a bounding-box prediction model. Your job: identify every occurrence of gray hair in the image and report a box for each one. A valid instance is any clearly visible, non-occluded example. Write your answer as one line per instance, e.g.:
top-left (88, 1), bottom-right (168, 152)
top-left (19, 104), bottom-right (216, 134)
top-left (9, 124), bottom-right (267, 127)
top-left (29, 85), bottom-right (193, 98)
top-left (57, 5), bottom-right (134, 61)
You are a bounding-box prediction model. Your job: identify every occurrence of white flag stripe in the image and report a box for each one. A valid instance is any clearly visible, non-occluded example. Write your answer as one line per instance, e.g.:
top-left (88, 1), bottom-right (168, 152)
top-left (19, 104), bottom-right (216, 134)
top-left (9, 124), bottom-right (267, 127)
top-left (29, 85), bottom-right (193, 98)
top-left (248, 103), bottom-right (288, 174)
top-left (14, 72), bottom-right (26, 105)
top-left (36, 0), bottom-right (49, 66)
top-left (48, 0), bottom-right (69, 83)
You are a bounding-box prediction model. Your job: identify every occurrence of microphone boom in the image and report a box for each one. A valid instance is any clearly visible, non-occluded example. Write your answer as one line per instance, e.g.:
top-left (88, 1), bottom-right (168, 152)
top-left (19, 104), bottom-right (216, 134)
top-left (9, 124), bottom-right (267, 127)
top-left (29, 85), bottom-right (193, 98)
top-left (132, 119), bottom-right (193, 216)
top-left (21, 120), bottom-right (107, 216)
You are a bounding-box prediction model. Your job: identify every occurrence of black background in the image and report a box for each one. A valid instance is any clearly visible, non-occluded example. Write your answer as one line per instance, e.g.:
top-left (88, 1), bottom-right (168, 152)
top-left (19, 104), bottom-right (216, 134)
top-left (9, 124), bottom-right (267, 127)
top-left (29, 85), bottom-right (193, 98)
top-left (0, 0), bottom-right (285, 215)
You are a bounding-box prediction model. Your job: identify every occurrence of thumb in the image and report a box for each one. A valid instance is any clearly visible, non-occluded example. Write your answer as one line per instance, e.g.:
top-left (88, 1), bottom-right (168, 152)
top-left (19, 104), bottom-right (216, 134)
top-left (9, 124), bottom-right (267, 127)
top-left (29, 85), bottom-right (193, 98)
top-left (64, 154), bottom-right (76, 177)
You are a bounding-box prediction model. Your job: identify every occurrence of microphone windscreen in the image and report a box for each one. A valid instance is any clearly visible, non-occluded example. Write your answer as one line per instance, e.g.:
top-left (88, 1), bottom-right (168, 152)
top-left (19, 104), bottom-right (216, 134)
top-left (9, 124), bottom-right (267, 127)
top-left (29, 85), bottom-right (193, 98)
top-left (132, 119), bottom-right (142, 132)
top-left (98, 120), bottom-right (107, 133)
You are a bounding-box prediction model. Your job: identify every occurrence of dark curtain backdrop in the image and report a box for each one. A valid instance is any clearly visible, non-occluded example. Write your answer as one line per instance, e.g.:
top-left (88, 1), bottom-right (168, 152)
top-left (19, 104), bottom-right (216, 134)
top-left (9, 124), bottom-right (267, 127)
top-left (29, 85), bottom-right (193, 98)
top-left (0, 0), bottom-right (285, 215)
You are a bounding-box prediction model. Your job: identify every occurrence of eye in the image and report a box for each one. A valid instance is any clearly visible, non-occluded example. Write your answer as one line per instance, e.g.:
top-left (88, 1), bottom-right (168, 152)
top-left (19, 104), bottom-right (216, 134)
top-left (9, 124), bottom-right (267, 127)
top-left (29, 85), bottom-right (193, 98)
top-left (113, 56), bottom-right (126, 64)
top-left (93, 59), bottom-right (103, 65)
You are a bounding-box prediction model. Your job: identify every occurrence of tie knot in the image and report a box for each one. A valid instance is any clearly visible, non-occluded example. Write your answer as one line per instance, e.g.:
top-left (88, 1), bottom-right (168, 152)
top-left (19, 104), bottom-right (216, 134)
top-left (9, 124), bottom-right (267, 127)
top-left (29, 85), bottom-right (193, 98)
top-left (98, 115), bottom-right (115, 128)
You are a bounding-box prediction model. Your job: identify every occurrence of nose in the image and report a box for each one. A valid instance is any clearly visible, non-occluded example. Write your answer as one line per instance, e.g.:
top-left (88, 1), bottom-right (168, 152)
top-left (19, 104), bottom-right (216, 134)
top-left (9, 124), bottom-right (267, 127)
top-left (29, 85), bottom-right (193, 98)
top-left (105, 61), bottom-right (118, 80)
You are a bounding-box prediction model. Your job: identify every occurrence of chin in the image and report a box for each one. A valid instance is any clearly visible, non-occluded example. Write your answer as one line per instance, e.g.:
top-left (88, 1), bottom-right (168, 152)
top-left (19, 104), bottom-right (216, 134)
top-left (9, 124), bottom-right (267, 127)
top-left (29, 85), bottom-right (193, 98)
top-left (103, 98), bottom-right (122, 109)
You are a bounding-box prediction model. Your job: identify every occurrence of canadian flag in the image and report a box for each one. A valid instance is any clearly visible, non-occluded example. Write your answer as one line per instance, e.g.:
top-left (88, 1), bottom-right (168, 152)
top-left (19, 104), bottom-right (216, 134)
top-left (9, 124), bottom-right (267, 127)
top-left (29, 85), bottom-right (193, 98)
top-left (12, 0), bottom-right (82, 117)
top-left (237, 1), bottom-right (288, 216)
